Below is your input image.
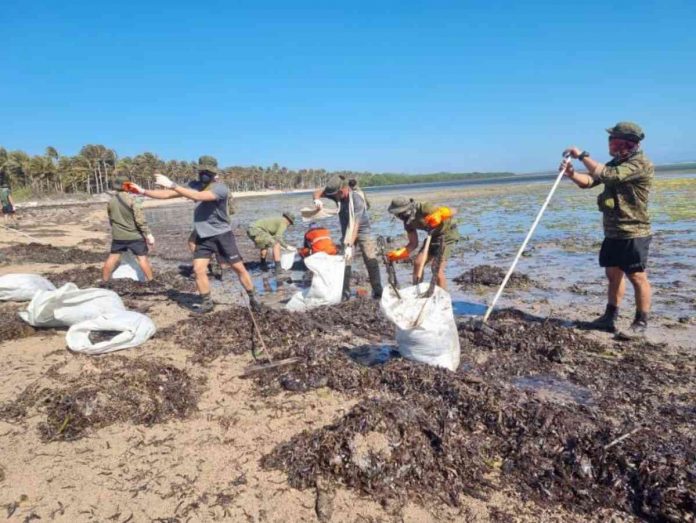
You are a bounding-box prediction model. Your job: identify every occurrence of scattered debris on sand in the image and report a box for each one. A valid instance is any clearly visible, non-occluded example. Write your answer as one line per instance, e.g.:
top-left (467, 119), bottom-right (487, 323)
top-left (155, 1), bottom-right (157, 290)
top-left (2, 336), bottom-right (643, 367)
top-left (0, 305), bottom-right (38, 341)
top-left (0, 356), bottom-right (203, 441)
top-left (0, 242), bottom-right (103, 265)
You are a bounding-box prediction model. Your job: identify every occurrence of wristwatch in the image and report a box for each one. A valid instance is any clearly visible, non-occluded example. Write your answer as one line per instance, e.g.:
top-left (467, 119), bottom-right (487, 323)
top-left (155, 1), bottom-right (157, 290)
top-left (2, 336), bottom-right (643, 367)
top-left (578, 151), bottom-right (590, 161)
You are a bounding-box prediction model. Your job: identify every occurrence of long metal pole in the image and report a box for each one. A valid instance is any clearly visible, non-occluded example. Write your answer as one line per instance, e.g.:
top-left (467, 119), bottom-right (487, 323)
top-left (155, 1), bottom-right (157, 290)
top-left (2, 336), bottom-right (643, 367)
top-left (482, 156), bottom-right (571, 323)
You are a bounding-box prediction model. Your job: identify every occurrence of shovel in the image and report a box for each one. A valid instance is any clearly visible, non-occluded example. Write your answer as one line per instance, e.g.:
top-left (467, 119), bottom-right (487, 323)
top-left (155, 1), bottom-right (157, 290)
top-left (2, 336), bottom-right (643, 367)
top-left (465, 154), bottom-right (572, 332)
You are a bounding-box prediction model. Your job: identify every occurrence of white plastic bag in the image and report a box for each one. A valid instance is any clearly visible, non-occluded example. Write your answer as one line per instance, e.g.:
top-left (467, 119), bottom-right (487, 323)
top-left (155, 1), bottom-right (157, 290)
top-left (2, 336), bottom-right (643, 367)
top-left (19, 283), bottom-right (126, 327)
top-left (112, 251), bottom-right (146, 281)
top-left (380, 283), bottom-right (461, 371)
top-left (0, 274), bottom-right (56, 301)
top-left (280, 248), bottom-right (296, 271)
top-left (66, 311), bottom-right (156, 354)
top-left (286, 252), bottom-right (346, 312)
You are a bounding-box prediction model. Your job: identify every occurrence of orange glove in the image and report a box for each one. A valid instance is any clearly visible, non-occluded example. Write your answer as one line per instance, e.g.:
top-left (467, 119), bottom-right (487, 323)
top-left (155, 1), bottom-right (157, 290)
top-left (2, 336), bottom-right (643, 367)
top-left (123, 181), bottom-right (145, 195)
top-left (386, 247), bottom-right (410, 262)
top-left (424, 207), bottom-right (454, 228)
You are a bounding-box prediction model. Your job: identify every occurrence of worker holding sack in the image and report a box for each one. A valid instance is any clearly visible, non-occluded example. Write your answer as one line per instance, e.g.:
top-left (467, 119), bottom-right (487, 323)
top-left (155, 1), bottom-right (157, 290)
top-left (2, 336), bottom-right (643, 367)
top-left (386, 198), bottom-right (460, 290)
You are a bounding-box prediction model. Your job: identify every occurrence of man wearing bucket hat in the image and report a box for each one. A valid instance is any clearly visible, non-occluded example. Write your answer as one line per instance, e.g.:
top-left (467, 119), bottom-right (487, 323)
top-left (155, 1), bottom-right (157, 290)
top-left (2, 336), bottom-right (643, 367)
top-left (247, 212), bottom-right (296, 276)
top-left (562, 122), bottom-right (654, 339)
top-left (102, 175), bottom-right (155, 282)
top-left (312, 175), bottom-right (383, 300)
top-left (386, 198), bottom-right (459, 290)
top-left (125, 156), bottom-right (260, 313)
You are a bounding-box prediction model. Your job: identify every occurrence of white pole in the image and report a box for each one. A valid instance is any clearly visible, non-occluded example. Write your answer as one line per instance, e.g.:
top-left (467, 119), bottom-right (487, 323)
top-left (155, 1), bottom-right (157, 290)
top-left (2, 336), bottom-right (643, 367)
top-left (482, 156), bottom-right (571, 323)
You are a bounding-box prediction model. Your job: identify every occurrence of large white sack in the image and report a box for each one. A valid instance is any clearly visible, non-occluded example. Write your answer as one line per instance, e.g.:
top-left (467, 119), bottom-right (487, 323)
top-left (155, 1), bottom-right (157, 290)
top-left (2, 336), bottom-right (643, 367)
top-left (112, 251), bottom-right (146, 281)
top-left (0, 274), bottom-right (56, 301)
top-left (286, 252), bottom-right (345, 312)
top-left (380, 283), bottom-right (461, 372)
top-left (279, 247), bottom-right (296, 271)
top-left (19, 283), bottom-right (126, 328)
top-left (66, 311), bottom-right (156, 354)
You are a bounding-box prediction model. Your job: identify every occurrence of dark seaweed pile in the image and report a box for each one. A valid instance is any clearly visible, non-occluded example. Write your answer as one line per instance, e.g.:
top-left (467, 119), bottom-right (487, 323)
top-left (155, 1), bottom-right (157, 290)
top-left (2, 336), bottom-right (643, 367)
top-left (454, 264), bottom-right (533, 289)
top-left (257, 310), bottom-right (695, 521)
top-left (0, 306), bottom-right (38, 341)
top-left (0, 356), bottom-right (202, 441)
top-left (0, 242), bottom-right (103, 265)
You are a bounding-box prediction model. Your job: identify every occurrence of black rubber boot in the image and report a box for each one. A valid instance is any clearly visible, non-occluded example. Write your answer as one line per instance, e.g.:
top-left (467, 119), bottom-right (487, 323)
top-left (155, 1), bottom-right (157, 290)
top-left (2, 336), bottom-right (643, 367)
top-left (365, 258), bottom-right (383, 299)
top-left (618, 311), bottom-right (648, 340)
top-left (193, 293), bottom-right (214, 313)
top-left (342, 265), bottom-right (352, 301)
top-left (587, 304), bottom-right (619, 332)
top-left (260, 257), bottom-right (269, 272)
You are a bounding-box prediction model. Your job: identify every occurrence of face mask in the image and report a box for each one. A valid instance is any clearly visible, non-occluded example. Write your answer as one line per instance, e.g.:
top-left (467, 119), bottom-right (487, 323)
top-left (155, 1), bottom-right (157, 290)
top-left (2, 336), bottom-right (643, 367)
top-left (199, 172), bottom-right (214, 185)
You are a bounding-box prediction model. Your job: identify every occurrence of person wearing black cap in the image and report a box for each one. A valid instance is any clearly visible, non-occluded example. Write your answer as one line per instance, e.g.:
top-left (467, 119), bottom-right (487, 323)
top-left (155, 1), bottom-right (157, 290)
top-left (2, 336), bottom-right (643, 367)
top-left (312, 175), bottom-right (383, 300)
top-left (102, 176), bottom-right (155, 282)
top-left (126, 157), bottom-right (259, 313)
top-left (563, 121), bottom-right (654, 338)
top-left (247, 213), bottom-right (296, 276)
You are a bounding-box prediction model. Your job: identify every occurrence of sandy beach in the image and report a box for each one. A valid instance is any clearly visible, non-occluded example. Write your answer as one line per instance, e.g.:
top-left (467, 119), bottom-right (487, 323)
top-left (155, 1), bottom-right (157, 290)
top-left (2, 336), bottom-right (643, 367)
top-left (1, 179), bottom-right (694, 522)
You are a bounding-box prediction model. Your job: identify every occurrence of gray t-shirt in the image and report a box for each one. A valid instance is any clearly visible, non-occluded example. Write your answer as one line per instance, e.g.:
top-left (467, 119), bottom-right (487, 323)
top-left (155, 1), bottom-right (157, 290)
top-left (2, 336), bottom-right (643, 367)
top-left (190, 182), bottom-right (232, 238)
top-left (338, 190), bottom-right (371, 237)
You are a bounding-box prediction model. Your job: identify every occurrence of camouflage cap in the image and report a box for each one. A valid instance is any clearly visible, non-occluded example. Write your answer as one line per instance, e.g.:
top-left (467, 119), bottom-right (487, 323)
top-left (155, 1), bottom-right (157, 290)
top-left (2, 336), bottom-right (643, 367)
top-left (282, 212), bottom-right (295, 225)
top-left (606, 121), bottom-right (645, 142)
top-left (323, 175), bottom-right (347, 197)
top-left (388, 197), bottom-right (414, 215)
top-left (198, 155), bottom-right (220, 175)
top-left (112, 175), bottom-right (130, 191)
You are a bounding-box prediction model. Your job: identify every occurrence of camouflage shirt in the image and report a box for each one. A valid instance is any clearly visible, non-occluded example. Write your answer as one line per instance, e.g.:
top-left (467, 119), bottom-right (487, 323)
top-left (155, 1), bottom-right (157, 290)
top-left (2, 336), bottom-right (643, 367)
top-left (591, 151), bottom-right (653, 239)
top-left (107, 192), bottom-right (151, 241)
top-left (404, 202), bottom-right (461, 244)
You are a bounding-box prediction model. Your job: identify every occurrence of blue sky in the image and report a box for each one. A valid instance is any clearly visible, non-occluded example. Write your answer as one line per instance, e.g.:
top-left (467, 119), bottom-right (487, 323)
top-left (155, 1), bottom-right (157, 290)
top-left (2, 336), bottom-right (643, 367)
top-left (2, 0), bottom-right (694, 173)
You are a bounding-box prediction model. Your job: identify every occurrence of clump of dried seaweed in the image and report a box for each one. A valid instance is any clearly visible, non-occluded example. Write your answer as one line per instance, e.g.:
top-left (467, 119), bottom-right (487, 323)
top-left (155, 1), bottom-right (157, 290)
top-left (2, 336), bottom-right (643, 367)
top-left (453, 264), bottom-right (533, 289)
top-left (0, 242), bottom-right (103, 265)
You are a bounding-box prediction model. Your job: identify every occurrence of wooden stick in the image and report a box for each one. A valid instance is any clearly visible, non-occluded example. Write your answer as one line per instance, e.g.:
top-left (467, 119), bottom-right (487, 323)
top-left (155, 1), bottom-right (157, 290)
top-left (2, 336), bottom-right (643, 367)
top-left (604, 427), bottom-right (642, 450)
top-left (0, 223), bottom-right (44, 242)
top-left (238, 357), bottom-right (303, 378)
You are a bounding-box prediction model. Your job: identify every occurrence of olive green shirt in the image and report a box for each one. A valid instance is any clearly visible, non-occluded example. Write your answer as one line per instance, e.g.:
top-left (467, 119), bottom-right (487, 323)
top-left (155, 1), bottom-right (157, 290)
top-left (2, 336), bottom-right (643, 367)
top-left (592, 151), bottom-right (653, 239)
top-left (404, 202), bottom-right (461, 244)
top-left (107, 192), bottom-right (151, 241)
top-left (248, 216), bottom-right (290, 247)
top-left (0, 187), bottom-right (11, 206)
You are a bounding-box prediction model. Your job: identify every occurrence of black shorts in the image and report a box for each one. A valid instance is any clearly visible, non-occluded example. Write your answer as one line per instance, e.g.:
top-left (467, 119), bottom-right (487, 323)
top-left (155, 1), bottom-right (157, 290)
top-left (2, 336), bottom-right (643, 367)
top-left (599, 236), bottom-right (651, 274)
top-left (2, 204), bottom-right (14, 215)
top-left (110, 239), bottom-right (149, 256)
top-left (194, 230), bottom-right (242, 264)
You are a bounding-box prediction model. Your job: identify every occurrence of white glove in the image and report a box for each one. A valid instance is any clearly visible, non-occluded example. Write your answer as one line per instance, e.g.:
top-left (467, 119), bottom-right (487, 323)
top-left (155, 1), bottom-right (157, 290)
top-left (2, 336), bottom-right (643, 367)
top-left (344, 245), bottom-right (353, 262)
top-left (145, 233), bottom-right (155, 246)
top-left (313, 198), bottom-right (324, 210)
top-left (154, 173), bottom-right (176, 189)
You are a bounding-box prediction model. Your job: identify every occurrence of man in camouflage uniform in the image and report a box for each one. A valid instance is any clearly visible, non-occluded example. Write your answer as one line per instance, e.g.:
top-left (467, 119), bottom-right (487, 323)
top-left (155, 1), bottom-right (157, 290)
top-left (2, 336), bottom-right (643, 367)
top-left (312, 175), bottom-right (383, 300)
top-left (563, 122), bottom-right (653, 338)
top-left (386, 198), bottom-right (460, 290)
top-left (247, 213), bottom-right (296, 275)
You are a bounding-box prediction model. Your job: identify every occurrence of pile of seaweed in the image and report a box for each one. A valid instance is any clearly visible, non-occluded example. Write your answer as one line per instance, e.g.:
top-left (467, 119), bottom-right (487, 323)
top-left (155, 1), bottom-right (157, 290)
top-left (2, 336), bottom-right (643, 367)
top-left (159, 298), bottom-right (390, 365)
top-left (257, 311), bottom-right (694, 521)
top-left (0, 242), bottom-right (103, 265)
top-left (0, 305), bottom-right (38, 341)
top-left (454, 264), bottom-right (533, 289)
top-left (0, 356), bottom-right (202, 441)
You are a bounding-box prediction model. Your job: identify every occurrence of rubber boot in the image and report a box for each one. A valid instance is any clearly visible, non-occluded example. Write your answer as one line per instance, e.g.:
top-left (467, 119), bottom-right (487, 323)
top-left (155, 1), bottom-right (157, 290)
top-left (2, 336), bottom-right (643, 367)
top-left (193, 293), bottom-right (214, 313)
top-left (587, 304), bottom-right (619, 332)
top-left (618, 311), bottom-right (648, 340)
top-left (260, 257), bottom-right (269, 272)
top-left (342, 265), bottom-right (352, 301)
top-left (365, 258), bottom-right (383, 299)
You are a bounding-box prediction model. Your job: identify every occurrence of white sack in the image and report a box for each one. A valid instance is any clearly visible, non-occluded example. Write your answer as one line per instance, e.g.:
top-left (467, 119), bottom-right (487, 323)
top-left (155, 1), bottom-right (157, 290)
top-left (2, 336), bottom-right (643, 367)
top-left (280, 248), bottom-right (296, 271)
top-left (66, 311), bottom-right (156, 354)
top-left (112, 251), bottom-right (146, 281)
top-left (286, 252), bottom-right (345, 312)
top-left (300, 205), bottom-right (340, 223)
top-left (0, 274), bottom-right (56, 301)
top-left (380, 283), bottom-right (460, 372)
top-left (19, 283), bottom-right (126, 328)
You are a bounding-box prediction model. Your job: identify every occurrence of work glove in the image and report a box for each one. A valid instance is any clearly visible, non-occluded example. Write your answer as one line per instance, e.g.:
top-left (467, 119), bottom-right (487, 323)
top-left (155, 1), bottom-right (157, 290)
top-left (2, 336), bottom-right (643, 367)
top-left (424, 207), bottom-right (454, 229)
top-left (344, 245), bottom-right (353, 262)
top-left (123, 182), bottom-right (145, 195)
top-left (154, 173), bottom-right (177, 189)
top-left (145, 233), bottom-right (155, 246)
top-left (386, 247), bottom-right (410, 262)
top-left (313, 198), bottom-right (324, 210)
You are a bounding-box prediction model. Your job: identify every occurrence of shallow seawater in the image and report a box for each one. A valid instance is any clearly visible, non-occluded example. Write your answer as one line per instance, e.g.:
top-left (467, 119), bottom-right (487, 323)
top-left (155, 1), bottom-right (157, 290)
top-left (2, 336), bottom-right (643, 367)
top-left (146, 172), bottom-right (696, 320)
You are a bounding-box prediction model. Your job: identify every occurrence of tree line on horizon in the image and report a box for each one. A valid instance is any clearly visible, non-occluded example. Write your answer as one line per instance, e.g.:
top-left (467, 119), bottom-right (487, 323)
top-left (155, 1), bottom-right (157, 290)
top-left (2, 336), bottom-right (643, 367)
top-left (0, 144), bottom-right (522, 198)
